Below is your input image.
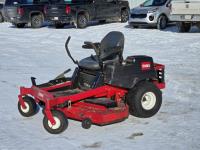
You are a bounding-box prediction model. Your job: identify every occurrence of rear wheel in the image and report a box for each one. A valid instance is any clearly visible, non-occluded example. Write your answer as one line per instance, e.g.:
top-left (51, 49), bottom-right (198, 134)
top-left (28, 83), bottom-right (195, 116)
top-left (157, 15), bottom-right (167, 30)
top-left (126, 82), bottom-right (162, 118)
top-left (15, 23), bottom-right (26, 28)
top-left (0, 13), bottom-right (4, 23)
top-left (31, 14), bottom-right (43, 28)
top-left (121, 9), bottom-right (129, 23)
top-left (43, 110), bottom-right (68, 134)
top-left (18, 96), bottom-right (37, 117)
top-left (77, 14), bottom-right (88, 29)
top-left (177, 22), bottom-right (191, 33)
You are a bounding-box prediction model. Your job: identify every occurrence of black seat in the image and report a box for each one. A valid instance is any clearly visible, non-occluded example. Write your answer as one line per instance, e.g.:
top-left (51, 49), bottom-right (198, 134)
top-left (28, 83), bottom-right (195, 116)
top-left (79, 55), bottom-right (100, 70)
top-left (79, 31), bottom-right (124, 70)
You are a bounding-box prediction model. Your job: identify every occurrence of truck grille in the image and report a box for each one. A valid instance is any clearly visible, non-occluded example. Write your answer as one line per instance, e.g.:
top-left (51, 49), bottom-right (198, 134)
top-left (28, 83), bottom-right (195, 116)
top-left (131, 14), bottom-right (147, 19)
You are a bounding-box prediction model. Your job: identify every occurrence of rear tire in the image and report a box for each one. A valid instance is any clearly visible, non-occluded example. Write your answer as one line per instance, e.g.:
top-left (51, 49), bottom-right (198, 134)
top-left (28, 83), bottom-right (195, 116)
top-left (177, 22), bottom-right (191, 33)
top-left (18, 96), bottom-right (37, 117)
top-left (77, 14), bottom-right (88, 29)
top-left (0, 13), bottom-right (4, 23)
top-left (43, 110), bottom-right (68, 134)
top-left (126, 82), bottom-right (162, 118)
top-left (31, 15), bottom-right (43, 28)
top-left (15, 23), bottom-right (26, 28)
top-left (157, 15), bottom-right (167, 30)
top-left (121, 9), bottom-right (129, 23)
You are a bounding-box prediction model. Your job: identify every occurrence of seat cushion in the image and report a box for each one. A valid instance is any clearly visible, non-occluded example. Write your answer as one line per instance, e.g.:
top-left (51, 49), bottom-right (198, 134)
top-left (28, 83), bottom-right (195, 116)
top-left (79, 56), bottom-right (100, 70)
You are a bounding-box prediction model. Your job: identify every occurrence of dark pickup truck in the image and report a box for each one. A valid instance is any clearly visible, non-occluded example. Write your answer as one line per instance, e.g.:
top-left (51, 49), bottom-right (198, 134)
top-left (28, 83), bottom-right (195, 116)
top-left (4, 0), bottom-right (49, 28)
top-left (45, 0), bottom-right (130, 28)
top-left (0, 3), bottom-right (4, 22)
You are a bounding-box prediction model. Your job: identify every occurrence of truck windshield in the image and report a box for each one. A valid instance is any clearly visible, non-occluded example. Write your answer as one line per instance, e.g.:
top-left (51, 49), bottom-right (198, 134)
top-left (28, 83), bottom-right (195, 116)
top-left (142, 0), bottom-right (168, 7)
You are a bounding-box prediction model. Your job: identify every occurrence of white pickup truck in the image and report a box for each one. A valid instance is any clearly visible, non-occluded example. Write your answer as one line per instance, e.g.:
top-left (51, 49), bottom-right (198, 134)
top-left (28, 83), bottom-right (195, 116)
top-left (170, 0), bottom-right (200, 32)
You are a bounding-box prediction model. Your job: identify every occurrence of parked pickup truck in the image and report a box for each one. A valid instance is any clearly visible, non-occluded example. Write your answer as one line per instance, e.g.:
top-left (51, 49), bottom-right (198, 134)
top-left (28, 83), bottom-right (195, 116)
top-left (45, 0), bottom-right (130, 28)
top-left (0, 3), bottom-right (4, 23)
top-left (4, 0), bottom-right (49, 28)
top-left (170, 0), bottom-right (200, 32)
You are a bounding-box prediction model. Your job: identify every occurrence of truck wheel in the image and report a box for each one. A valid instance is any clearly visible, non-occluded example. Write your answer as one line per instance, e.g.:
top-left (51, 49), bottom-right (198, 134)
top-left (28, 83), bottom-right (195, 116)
top-left (55, 22), bottom-right (65, 29)
top-left (16, 23), bottom-right (26, 28)
top-left (157, 15), bottom-right (167, 30)
top-left (121, 9), bottom-right (129, 23)
top-left (0, 13), bottom-right (4, 23)
top-left (31, 15), bottom-right (43, 28)
top-left (177, 22), bottom-right (191, 33)
top-left (126, 82), bottom-right (162, 118)
top-left (77, 14), bottom-right (88, 28)
top-left (43, 110), bottom-right (68, 134)
top-left (18, 96), bottom-right (37, 117)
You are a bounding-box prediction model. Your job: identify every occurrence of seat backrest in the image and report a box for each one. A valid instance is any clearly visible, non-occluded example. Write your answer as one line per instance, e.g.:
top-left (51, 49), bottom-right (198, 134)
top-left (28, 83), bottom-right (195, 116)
top-left (99, 31), bottom-right (124, 62)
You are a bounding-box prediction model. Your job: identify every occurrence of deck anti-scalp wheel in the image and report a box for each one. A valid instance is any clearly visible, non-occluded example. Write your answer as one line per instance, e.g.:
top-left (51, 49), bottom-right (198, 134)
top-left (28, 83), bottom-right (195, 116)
top-left (82, 118), bottom-right (92, 129)
top-left (18, 96), bottom-right (37, 117)
top-left (127, 82), bottom-right (162, 118)
top-left (43, 110), bottom-right (68, 134)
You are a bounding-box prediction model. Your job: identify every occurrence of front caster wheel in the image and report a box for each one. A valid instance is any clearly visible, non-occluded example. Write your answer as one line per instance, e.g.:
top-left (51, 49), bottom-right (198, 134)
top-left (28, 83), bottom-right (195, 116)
top-left (82, 118), bottom-right (92, 129)
top-left (127, 82), bottom-right (162, 118)
top-left (43, 110), bottom-right (68, 134)
top-left (18, 96), bottom-right (37, 117)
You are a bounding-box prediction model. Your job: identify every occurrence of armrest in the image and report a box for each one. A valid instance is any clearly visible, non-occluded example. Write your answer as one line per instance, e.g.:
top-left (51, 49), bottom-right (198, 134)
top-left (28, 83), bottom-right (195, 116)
top-left (82, 41), bottom-right (100, 55)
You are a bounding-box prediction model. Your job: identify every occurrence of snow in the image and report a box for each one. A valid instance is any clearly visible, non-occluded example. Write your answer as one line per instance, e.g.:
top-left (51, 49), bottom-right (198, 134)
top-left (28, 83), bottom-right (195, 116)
top-left (0, 22), bottom-right (200, 150)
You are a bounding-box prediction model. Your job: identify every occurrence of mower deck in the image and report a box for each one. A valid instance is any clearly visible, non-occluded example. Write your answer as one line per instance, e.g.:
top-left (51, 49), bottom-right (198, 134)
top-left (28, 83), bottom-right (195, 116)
top-left (18, 81), bottom-right (129, 126)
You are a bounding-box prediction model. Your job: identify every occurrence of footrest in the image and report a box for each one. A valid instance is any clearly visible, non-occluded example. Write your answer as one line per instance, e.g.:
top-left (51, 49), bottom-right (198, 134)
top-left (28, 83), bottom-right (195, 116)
top-left (84, 98), bottom-right (117, 108)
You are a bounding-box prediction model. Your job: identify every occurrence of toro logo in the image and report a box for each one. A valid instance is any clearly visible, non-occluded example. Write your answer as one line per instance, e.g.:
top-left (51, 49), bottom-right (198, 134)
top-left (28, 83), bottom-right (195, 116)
top-left (141, 62), bottom-right (151, 71)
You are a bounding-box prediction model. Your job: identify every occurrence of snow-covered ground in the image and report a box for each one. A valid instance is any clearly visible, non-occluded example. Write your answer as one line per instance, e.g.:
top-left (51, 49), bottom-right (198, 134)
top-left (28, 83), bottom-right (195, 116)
top-left (0, 22), bottom-right (200, 150)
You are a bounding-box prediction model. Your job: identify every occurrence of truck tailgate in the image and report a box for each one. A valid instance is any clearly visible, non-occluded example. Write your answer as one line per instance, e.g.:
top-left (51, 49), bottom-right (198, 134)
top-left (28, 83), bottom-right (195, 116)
top-left (171, 1), bottom-right (200, 15)
top-left (47, 5), bottom-right (66, 17)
